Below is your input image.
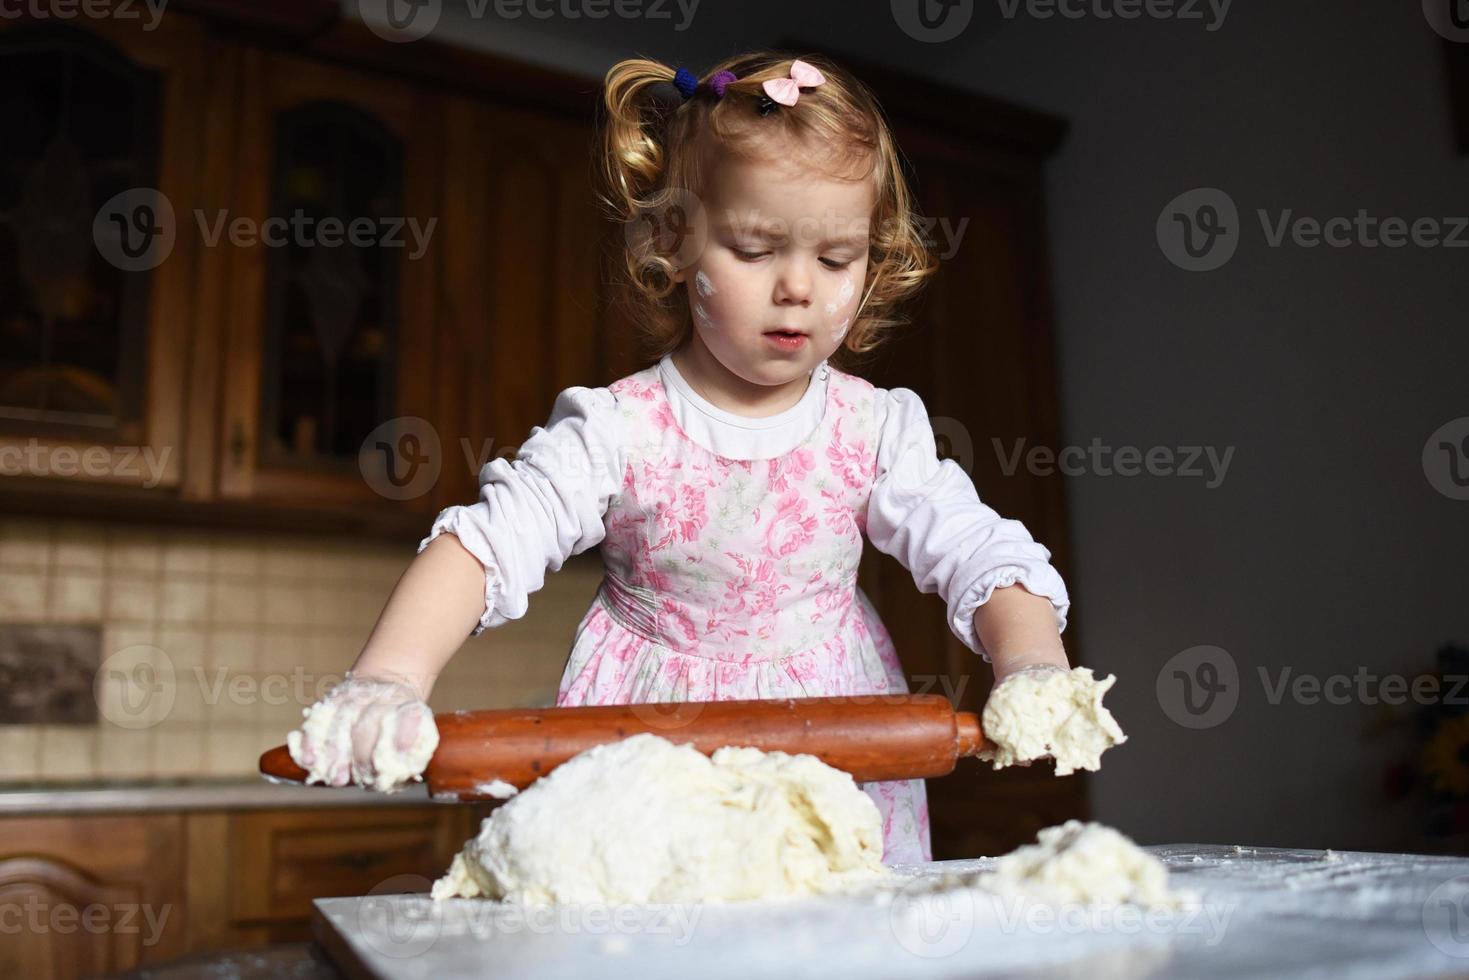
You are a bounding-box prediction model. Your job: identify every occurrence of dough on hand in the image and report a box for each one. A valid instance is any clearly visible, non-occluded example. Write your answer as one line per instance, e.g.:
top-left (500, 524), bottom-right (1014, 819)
top-left (285, 680), bottom-right (437, 793)
top-left (432, 733), bottom-right (892, 904)
top-left (980, 820), bottom-right (1184, 907)
top-left (977, 666), bottom-right (1126, 776)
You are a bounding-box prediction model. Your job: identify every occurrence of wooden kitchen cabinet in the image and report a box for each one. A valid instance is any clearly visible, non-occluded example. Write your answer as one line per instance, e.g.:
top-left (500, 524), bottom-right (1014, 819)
top-left (0, 813), bottom-right (187, 978)
top-left (0, 16), bottom-right (209, 494)
top-left (225, 807), bottom-right (465, 923)
top-left (0, 9), bottom-right (613, 536)
top-left (209, 49), bottom-right (443, 519)
top-left (432, 97), bottom-right (606, 509)
top-left (0, 803), bottom-right (488, 978)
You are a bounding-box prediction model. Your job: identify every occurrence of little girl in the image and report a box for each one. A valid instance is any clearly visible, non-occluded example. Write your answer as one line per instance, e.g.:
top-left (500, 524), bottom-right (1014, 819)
top-left (287, 52), bottom-right (1073, 864)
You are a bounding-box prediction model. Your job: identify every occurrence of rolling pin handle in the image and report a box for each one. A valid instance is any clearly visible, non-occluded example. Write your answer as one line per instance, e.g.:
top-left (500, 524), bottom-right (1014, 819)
top-left (955, 711), bottom-right (983, 758)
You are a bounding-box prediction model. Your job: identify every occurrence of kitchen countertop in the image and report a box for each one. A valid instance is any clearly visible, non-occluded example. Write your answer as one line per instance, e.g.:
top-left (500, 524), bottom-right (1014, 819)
top-left (107, 942), bottom-right (344, 980)
top-left (0, 777), bottom-right (442, 815)
top-left (313, 844), bottom-right (1469, 979)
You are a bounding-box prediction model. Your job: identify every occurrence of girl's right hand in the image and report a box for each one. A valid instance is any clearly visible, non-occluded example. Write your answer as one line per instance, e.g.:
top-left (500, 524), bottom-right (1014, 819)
top-left (285, 673), bottom-right (439, 792)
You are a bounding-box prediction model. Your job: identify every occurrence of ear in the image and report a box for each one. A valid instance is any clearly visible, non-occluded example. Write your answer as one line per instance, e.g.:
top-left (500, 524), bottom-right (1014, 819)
top-left (670, 266), bottom-right (688, 284)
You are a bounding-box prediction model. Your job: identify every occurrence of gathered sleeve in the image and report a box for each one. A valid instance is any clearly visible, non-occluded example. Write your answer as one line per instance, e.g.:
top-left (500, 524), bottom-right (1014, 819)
top-left (417, 386), bottom-right (625, 636)
top-left (863, 387), bottom-right (1070, 662)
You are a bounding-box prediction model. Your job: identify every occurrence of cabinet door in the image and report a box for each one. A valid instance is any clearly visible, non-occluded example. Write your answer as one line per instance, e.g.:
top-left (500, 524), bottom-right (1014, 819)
top-left (184, 804), bottom-right (489, 950)
top-left (432, 97), bottom-right (605, 511)
top-left (0, 814), bottom-right (185, 978)
top-left (0, 17), bottom-right (207, 493)
top-left (213, 50), bottom-right (440, 519)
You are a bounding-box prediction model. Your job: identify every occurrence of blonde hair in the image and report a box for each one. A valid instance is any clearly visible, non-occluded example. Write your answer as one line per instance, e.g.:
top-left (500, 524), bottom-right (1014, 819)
top-left (596, 51), bottom-right (939, 373)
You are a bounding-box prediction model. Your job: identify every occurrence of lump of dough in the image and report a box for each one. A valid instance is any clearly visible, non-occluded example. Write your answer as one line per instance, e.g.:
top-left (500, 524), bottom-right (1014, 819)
top-left (977, 666), bottom-right (1126, 775)
top-left (979, 819), bottom-right (1185, 907)
top-left (432, 733), bottom-right (892, 904)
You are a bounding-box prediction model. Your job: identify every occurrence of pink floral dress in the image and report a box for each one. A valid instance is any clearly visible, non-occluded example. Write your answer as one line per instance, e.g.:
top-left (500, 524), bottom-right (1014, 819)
top-left (554, 362), bottom-right (932, 863)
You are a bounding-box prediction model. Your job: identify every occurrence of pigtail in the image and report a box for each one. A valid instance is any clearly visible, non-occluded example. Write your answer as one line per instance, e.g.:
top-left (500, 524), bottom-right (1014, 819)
top-left (596, 58), bottom-right (677, 226)
top-left (597, 58), bottom-right (703, 313)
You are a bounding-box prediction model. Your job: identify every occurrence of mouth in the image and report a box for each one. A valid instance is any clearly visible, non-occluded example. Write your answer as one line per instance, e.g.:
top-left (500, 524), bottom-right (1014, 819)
top-left (763, 328), bottom-right (809, 350)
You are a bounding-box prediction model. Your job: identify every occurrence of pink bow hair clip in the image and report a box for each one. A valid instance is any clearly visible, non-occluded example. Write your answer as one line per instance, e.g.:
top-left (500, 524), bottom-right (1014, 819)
top-left (761, 59), bottom-right (826, 107)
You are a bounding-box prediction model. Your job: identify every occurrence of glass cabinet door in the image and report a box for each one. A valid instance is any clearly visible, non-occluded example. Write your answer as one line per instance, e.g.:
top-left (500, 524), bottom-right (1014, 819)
top-left (0, 19), bottom-right (205, 491)
top-left (215, 50), bottom-right (437, 516)
top-left (0, 27), bottom-right (156, 434)
top-left (258, 102), bottom-right (402, 472)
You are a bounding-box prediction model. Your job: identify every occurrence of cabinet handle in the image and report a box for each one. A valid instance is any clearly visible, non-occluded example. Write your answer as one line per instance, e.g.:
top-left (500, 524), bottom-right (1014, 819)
top-left (229, 421), bottom-right (248, 468)
top-left (334, 851), bottom-right (385, 871)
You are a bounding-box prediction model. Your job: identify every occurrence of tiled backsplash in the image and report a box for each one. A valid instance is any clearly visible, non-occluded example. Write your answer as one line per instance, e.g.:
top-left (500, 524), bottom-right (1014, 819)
top-left (0, 516), bottom-right (603, 783)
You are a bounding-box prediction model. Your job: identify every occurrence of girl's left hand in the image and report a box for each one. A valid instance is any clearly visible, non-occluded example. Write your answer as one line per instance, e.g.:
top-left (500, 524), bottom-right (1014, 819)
top-left (986, 662), bottom-right (1070, 766)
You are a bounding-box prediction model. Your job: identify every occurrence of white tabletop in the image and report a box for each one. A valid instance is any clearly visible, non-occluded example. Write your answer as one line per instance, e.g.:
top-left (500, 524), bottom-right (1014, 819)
top-left (313, 844), bottom-right (1469, 979)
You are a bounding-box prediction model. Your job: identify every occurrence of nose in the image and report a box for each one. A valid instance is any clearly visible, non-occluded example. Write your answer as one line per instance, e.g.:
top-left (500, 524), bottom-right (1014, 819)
top-left (773, 256), bottom-right (812, 306)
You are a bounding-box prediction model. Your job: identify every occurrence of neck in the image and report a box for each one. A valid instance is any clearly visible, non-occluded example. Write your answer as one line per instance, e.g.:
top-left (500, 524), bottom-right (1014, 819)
top-left (671, 337), bottom-right (814, 419)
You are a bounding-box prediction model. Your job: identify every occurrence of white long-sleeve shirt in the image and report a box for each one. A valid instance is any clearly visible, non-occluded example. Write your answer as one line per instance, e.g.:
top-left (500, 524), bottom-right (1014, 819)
top-left (418, 353), bottom-right (1070, 660)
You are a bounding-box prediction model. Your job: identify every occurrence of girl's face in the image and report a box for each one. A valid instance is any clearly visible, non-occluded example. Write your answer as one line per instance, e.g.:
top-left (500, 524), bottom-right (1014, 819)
top-left (673, 149), bottom-right (875, 390)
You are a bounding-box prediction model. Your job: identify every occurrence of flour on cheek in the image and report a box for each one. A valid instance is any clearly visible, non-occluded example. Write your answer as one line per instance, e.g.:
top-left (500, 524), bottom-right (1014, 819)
top-left (826, 273), bottom-right (856, 344)
top-left (693, 271), bottom-right (718, 329)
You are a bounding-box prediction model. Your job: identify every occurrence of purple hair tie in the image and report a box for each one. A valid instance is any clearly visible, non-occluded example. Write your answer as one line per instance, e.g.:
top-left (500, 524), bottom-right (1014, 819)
top-left (708, 70), bottom-right (738, 99)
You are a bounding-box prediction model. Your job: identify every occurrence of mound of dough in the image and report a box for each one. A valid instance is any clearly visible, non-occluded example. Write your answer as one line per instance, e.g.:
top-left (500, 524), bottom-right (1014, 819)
top-left (977, 666), bottom-right (1126, 775)
top-left (432, 733), bottom-right (891, 904)
top-left (979, 820), bottom-right (1184, 907)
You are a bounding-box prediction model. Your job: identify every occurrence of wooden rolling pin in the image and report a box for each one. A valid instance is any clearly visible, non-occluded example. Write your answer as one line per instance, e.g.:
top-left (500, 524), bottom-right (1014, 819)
top-left (258, 694), bottom-right (984, 801)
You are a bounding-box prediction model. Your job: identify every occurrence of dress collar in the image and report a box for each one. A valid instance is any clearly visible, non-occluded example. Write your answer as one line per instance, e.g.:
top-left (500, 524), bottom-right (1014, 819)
top-left (658, 353), bottom-right (831, 431)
